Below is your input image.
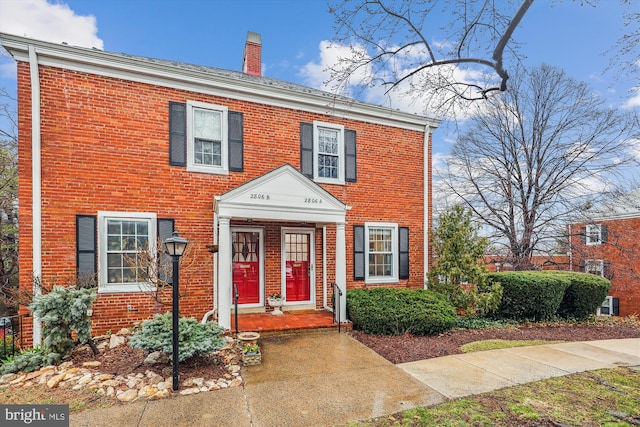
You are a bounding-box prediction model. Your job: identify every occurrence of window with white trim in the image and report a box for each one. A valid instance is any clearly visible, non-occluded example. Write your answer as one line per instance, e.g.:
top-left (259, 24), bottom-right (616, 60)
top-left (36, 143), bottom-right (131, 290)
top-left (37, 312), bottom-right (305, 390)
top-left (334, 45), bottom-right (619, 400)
top-left (586, 224), bottom-right (602, 246)
top-left (597, 296), bottom-right (613, 316)
top-left (585, 259), bottom-right (604, 276)
top-left (98, 212), bottom-right (156, 292)
top-left (313, 121), bottom-right (344, 184)
top-left (187, 101), bottom-right (228, 174)
top-left (365, 223), bottom-right (398, 283)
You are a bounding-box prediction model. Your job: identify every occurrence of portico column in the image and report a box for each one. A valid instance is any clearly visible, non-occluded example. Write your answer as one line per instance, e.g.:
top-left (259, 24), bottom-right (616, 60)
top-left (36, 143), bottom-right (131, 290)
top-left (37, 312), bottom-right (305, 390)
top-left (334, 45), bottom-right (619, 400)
top-left (336, 222), bottom-right (347, 322)
top-left (217, 216), bottom-right (232, 330)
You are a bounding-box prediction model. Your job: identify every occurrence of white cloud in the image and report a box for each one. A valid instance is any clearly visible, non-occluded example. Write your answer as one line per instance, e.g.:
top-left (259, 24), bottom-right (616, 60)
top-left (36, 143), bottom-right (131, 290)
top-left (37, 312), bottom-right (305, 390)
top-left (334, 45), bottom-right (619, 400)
top-left (629, 138), bottom-right (640, 162)
top-left (300, 39), bottom-right (497, 120)
top-left (0, 50), bottom-right (16, 80)
top-left (0, 0), bottom-right (103, 49)
top-left (622, 86), bottom-right (640, 109)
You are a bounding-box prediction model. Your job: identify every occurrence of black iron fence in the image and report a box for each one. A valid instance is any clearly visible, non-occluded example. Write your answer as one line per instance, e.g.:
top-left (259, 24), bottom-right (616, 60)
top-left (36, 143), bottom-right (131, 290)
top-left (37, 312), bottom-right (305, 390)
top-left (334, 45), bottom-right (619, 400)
top-left (331, 283), bottom-right (344, 333)
top-left (1, 314), bottom-right (23, 360)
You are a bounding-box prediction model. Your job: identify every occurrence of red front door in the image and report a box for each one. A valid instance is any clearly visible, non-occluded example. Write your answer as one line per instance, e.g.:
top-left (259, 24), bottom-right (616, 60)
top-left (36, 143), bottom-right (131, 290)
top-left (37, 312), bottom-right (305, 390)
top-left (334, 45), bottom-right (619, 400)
top-left (232, 231), bottom-right (260, 304)
top-left (284, 231), bottom-right (312, 302)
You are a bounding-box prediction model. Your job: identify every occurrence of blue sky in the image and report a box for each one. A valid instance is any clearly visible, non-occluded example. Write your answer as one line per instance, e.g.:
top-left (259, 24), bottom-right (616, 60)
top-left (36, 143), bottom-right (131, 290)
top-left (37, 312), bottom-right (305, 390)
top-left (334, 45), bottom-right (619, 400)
top-left (1, 0), bottom-right (638, 160)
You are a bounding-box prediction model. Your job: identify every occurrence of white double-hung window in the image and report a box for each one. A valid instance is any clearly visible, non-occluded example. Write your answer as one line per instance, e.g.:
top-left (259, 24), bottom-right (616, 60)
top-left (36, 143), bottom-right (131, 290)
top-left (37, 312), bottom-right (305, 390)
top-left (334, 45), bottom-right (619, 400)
top-left (585, 224), bottom-right (602, 245)
top-left (313, 121), bottom-right (344, 184)
top-left (187, 101), bottom-right (228, 174)
top-left (365, 223), bottom-right (398, 284)
top-left (585, 259), bottom-right (604, 276)
top-left (98, 212), bottom-right (156, 292)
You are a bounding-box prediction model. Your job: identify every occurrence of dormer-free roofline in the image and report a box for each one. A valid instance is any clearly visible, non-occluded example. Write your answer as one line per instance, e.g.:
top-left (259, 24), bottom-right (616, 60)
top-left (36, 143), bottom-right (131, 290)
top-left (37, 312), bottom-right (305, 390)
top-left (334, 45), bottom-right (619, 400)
top-left (0, 32), bottom-right (441, 132)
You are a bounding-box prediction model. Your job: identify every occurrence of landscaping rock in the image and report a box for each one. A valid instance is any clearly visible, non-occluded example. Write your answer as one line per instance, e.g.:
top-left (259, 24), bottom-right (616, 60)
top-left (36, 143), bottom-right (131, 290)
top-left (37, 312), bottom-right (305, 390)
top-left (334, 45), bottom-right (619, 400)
top-left (116, 389), bottom-right (138, 402)
top-left (143, 351), bottom-right (169, 365)
top-left (109, 334), bottom-right (126, 349)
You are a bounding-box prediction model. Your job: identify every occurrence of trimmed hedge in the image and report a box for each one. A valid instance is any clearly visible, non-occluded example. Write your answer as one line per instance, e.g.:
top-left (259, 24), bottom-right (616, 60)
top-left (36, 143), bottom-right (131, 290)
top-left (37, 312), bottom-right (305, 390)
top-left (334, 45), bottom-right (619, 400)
top-left (346, 287), bottom-right (456, 336)
top-left (554, 271), bottom-right (610, 320)
top-left (488, 272), bottom-right (571, 321)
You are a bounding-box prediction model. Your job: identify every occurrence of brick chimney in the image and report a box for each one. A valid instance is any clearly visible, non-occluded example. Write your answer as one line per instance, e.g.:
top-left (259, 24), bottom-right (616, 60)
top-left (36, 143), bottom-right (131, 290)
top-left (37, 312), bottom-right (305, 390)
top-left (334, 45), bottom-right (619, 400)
top-left (242, 32), bottom-right (262, 77)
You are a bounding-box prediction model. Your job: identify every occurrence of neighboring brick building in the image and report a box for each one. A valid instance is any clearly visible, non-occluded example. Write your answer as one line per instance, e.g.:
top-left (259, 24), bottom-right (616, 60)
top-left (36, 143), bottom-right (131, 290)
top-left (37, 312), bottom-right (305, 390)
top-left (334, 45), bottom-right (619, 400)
top-left (569, 191), bottom-right (640, 317)
top-left (1, 32), bottom-right (439, 344)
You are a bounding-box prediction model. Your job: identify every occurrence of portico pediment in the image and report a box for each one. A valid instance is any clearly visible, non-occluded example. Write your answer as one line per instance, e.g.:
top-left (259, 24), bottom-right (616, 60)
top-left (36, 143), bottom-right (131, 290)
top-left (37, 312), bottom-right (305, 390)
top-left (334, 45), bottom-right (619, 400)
top-left (214, 164), bottom-right (349, 223)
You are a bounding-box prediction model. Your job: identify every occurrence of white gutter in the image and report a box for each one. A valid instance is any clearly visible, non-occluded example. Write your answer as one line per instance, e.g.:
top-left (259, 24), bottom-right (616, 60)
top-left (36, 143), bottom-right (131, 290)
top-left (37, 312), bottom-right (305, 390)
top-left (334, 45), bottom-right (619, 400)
top-left (423, 125), bottom-right (436, 288)
top-left (0, 33), bottom-right (440, 132)
top-left (29, 45), bottom-right (42, 345)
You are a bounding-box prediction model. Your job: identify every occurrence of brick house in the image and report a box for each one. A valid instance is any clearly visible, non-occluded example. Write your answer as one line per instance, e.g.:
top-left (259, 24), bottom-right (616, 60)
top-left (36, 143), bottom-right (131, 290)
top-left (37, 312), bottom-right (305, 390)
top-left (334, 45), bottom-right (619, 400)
top-left (569, 190), bottom-right (640, 317)
top-left (0, 32), bottom-right (439, 345)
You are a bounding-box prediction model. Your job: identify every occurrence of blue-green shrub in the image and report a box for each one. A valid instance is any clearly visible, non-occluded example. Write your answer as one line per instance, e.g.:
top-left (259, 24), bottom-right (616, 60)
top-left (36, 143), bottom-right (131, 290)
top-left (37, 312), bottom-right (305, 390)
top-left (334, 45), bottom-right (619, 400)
top-left (488, 272), bottom-right (571, 321)
top-left (553, 271), bottom-right (610, 320)
top-left (0, 346), bottom-right (59, 375)
top-left (346, 287), bottom-right (456, 336)
top-left (29, 285), bottom-right (97, 358)
top-left (129, 314), bottom-right (225, 363)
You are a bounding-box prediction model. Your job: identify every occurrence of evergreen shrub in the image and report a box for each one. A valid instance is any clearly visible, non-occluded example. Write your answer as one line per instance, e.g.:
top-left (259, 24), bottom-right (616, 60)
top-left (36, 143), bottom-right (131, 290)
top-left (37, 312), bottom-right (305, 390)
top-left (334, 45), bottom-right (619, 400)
top-left (0, 346), bottom-right (59, 375)
top-left (346, 287), bottom-right (456, 336)
top-left (488, 272), bottom-right (570, 321)
top-left (29, 286), bottom-right (97, 358)
top-left (129, 313), bottom-right (225, 363)
top-left (553, 271), bottom-right (611, 320)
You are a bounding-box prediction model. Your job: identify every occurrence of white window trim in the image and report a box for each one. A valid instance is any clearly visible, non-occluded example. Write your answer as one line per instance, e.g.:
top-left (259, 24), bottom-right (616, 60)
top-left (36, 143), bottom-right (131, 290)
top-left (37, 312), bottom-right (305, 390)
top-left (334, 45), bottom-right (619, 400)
top-left (97, 211), bottom-right (157, 293)
top-left (186, 100), bottom-right (229, 175)
top-left (313, 121), bottom-right (345, 185)
top-left (586, 224), bottom-right (602, 246)
top-left (597, 295), bottom-right (613, 316)
top-left (364, 222), bottom-right (399, 284)
top-left (585, 259), bottom-right (604, 277)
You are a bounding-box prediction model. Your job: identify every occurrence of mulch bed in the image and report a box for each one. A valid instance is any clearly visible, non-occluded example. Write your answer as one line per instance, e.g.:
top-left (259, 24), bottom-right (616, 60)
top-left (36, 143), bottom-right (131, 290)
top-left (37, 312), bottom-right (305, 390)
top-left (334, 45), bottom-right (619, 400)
top-left (350, 322), bottom-right (640, 364)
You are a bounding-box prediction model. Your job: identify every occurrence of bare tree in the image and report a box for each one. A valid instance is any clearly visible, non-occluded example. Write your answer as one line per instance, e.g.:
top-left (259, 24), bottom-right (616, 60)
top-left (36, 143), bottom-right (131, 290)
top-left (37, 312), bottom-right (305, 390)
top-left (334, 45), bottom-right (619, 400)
top-left (329, 0), bottom-right (533, 115)
top-left (0, 87), bottom-right (18, 314)
top-left (124, 240), bottom-right (201, 307)
top-left (442, 64), bottom-right (640, 269)
top-left (607, 0), bottom-right (640, 84)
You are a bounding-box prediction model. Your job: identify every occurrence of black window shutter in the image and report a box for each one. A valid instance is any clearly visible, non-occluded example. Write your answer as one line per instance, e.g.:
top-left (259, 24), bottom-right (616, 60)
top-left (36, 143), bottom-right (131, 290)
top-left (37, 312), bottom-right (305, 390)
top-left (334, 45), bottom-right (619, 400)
top-left (300, 122), bottom-right (314, 178)
top-left (603, 261), bottom-right (612, 279)
top-left (345, 129), bottom-right (357, 182)
top-left (399, 226), bottom-right (409, 279)
top-left (157, 219), bottom-right (175, 284)
top-left (169, 102), bottom-right (186, 166)
top-left (76, 215), bottom-right (97, 281)
top-left (612, 297), bottom-right (620, 316)
top-left (228, 111), bottom-right (244, 172)
top-left (601, 225), bottom-right (608, 244)
top-left (579, 226), bottom-right (586, 244)
top-left (354, 225), bottom-right (365, 281)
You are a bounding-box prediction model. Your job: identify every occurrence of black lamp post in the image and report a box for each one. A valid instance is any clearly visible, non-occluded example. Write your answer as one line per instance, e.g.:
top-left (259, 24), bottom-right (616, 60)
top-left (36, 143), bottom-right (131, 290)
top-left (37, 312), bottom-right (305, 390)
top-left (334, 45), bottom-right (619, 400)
top-left (164, 231), bottom-right (188, 391)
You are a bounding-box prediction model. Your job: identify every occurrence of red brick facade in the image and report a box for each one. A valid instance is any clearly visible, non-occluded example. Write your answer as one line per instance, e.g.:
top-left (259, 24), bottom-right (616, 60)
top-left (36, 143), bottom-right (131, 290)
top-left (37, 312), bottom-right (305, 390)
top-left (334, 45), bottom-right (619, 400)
top-left (4, 34), bottom-right (437, 344)
top-left (569, 218), bottom-right (640, 317)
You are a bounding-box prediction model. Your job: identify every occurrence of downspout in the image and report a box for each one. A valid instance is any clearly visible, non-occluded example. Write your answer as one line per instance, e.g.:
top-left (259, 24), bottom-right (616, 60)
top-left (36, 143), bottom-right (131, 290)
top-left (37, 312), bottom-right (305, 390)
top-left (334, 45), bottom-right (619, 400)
top-left (29, 45), bottom-right (43, 345)
top-left (201, 210), bottom-right (219, 324)
top-left (423, 125), bottom-right (433, 289)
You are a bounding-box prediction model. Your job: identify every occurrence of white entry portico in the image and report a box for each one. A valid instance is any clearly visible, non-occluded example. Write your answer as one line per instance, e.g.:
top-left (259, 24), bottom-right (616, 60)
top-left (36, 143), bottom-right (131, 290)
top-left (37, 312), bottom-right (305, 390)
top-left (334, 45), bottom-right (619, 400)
top-left (213, 164), bottom-right (349, 330)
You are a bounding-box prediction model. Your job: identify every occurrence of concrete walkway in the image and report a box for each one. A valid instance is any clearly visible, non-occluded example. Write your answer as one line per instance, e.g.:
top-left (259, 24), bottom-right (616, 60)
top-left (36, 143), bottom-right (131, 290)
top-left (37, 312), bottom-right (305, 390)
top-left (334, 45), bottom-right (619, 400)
top-left (69, 334), bottom-right (640, 427)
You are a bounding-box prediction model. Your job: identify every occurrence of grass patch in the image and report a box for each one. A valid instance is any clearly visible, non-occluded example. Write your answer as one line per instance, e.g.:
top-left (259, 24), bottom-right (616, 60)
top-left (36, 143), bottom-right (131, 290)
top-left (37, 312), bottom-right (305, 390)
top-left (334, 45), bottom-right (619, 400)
top-left (460, 339), bottom-right (565, 353)
top-left (345, 367), bottom-right (640, 426)
top-left (0, 384), bottom-right (119, 413)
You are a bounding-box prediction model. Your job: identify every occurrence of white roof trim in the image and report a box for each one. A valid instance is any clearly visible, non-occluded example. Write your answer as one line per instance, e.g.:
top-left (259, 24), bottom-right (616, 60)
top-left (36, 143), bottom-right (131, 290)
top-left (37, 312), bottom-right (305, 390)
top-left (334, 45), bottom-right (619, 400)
top-left (214, 164), bottom-right (349, 224)
top-left (0, 33), bottom-right (440, 132)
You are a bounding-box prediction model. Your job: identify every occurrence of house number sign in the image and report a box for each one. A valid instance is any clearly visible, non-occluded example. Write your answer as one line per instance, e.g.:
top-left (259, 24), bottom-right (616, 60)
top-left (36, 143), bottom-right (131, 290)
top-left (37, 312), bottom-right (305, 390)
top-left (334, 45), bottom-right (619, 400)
top-left (249, 193), bottom-right (270, 200)
top-left (304, 198), bottom-right (322, 204)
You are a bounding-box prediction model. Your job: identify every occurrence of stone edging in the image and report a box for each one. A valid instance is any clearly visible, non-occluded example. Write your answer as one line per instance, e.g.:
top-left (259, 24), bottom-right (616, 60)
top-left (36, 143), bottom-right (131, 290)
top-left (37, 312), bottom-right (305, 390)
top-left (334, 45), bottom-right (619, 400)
top-left (0, 334), bottom-right (243, 402)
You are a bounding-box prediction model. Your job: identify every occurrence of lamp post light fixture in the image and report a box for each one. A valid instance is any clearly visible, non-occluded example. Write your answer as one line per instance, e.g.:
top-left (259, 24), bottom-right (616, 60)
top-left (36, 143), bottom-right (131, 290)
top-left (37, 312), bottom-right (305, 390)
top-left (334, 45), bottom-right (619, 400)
top-left (164, 231), bottom-right (189, 391)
